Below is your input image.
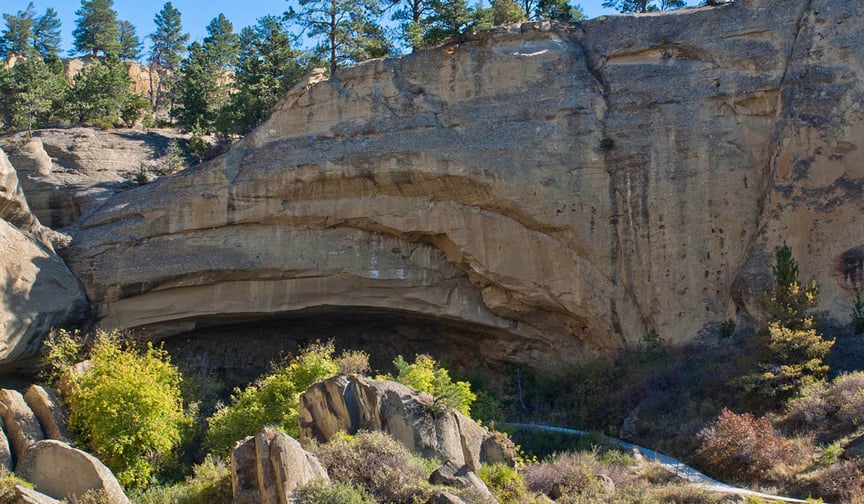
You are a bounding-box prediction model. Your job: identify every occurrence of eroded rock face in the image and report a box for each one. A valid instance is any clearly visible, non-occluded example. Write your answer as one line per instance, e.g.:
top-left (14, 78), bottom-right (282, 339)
top-left (63, 0), bottom-right (864, 368)
top-left (1, 129), bottom-right (187, 229)
top-left (298, 376), bottom-right (516, 468)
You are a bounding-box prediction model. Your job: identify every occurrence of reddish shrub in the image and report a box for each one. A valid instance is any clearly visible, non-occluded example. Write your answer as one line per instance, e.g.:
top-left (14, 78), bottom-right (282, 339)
top-left (697, 408), bottom-right (791, 483)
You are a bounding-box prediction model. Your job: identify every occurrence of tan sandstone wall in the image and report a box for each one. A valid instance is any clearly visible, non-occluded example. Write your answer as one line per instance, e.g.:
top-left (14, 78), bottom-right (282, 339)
top-left (62, 0), bottom-right (864, 370)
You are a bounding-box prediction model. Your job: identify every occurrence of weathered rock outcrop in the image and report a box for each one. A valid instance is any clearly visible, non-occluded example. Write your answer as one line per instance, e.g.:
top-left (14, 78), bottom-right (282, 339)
top-left (299, 376), bottom-right (516, 469)
top-left (1, 129), bottom-right (186, 229)
top-left (0, 146), bottom-right (90, 370)
top-left (231, 428), bottom-right (329, 504)
top-left (62, 0), bottom-right (864, 368)
top-left (429, 460), bottom-right (496, 503)
top-left (15, 440), bottom-right (130, 504)
top-left (0, 388), bottom-right (44, 463)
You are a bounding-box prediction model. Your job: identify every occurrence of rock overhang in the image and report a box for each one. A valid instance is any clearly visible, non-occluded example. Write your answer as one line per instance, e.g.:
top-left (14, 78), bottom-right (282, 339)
top-left (61, 0), bottom-right (864, 371)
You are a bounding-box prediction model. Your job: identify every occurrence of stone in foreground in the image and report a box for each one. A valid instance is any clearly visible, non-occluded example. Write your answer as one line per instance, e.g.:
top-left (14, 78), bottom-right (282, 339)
top-left (231, 428), bottom-right (328, 504)
top-left (15, 439), bottom-right (129, 504)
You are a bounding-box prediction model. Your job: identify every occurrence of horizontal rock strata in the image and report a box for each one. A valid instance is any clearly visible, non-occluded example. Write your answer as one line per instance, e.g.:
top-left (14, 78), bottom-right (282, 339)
top-left (63, 0), bottom-right (864, 368)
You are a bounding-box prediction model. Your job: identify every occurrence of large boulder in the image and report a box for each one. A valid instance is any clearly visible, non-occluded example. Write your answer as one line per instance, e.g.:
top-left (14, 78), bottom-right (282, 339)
top-left (23, 385), bottom-right (70, 442)
top-left (231, 428), bottom-right (328, 504)
top-left (299, 375), bottom-right (516, 469)
top-left (0, 219), bottom-right (89, 372)
top-left (0, 388), bottom-right (44, 463)
top-left (14, 439), bottom-right (129, 504)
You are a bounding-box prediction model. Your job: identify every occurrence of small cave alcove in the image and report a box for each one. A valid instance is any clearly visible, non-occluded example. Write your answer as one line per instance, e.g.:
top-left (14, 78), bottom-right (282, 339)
top-left (159, 305), bottom-right (523, 396)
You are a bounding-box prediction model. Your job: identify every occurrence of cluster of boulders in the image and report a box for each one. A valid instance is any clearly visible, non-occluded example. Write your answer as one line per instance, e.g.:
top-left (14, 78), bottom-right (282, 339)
top-left (0, 373), bottom-right (515, 503)
top-left (231, 375), bottom-right (516, 503)
top-left (0, 385), bottom-right (128, 503)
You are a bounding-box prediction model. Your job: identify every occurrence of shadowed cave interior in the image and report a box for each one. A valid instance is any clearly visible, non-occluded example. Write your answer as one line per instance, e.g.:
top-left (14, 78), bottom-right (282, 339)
top-left (159, 306), bottom-right (525, 395)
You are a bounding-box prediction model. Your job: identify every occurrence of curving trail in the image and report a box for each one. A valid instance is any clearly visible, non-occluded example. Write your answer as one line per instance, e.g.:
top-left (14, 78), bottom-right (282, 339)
top-left (506, 423), bottom-right (817, 504)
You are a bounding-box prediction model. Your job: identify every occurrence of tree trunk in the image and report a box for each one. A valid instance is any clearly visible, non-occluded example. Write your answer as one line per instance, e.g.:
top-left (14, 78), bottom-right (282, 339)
top-left (330, 0), bottom-right (338, 77)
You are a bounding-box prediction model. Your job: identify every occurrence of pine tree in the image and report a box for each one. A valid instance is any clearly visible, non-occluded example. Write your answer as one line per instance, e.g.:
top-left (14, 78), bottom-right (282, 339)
top-left (63, 55), bottom-right (132, 124)
top-left (174, 42), bottom-right (214, 132)
top-left (390, 0), bottom-right (434, 50)
top-left (288, 0), bottom-right (383, 77)
top-left (422, 0), bottom-right (475, 47)
top-left (0, 56), bottom-right (65, 135)
top-left (220, 15), bottom-right (306, 135)
top-left (1, 3), bottom-right (36, 57)
top-left (149, 2), bottom-right (188, 113)
top-left (174, 14), bottom-right (238, 133)
top-left (32, 7), bottom-right (61, 57)
top-left (492, 0), bottom-right (526, 26)
top-left (0, 3), bottom-right (61, 59)
top-left (536, 0), bottom-right (584, 21)
top-left (149, 2), bottom-right (188, 71)
top-left (203, 14), bottom-right (238, 70)
top-left (71, 0), bottom-right (120, 57)
top-left (761, 243), bottom-right (818, 331)
top-left (117, 20), bottom-right (141, 60)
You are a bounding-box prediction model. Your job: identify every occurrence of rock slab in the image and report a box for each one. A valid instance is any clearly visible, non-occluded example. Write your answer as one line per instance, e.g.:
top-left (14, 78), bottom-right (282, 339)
top-left (231, 428), bottom-right (328, 504)
top-left (15, 439), bottom-right (129, 504)
top-left (0, 388), bottom-right (44, 464)
top-left (299, 376), bottom-right (516, 469)
top-left (23, 385), bottom-right (70, 442)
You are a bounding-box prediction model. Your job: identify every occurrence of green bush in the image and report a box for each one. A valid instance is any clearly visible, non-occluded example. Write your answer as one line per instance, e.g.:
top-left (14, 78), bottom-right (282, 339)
top-left (135, 456), bottom-right (232, 504)
top-left (295, 480), bottom-right (375, 504)
top-left (65, 330), bottom-right (191, 489)
top-left (477, 463), bottom-right (538, 504)
top-left (383, 354), bottom-right (476, 416)
top-left (204, 341), bottom-right (341, 455)
top-left (40, 328), bottom-right (86, 385)
top-left (314, 431), bottom-right (431, 503)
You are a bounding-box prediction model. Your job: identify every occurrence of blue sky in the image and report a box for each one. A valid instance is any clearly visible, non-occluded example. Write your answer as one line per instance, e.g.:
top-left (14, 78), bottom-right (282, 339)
top-left (11, 0), bottom-right (698, 57)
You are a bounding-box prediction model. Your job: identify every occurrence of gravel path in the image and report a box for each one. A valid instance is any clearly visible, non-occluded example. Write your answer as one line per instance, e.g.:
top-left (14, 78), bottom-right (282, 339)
top-left (506, 423), bottom-right (815, 503)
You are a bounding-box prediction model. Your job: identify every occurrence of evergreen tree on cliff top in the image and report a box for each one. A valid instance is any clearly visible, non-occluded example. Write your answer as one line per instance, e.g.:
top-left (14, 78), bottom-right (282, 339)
top-left (117, 19), bottom-right (141, 60)
top-left (203, 13), bottom-right (239, 70)
top-left (148, 2), bottom-right (188, 113)
top-left (287, 0), bottom-right (386, 77)
top-left (71, 0), bottom-right (120, 57)
top-left (1, 2), bottom-right (61, 59)
top-left (31, 6), bottom-right (61, 57)
top-left (219, 15), bottom-right (306, 135)
top-left (602, 0), bottom-right (684, 13)
top-left (149, 2), bottom-right (188, 71)
top-left (174, 14), bottom-right (238, 134)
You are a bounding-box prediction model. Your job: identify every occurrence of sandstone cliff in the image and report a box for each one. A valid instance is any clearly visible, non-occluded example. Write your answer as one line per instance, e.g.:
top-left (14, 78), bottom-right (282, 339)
top-left (0, 149), bottom-right (88, 369)
top-left (62, 0), bottom-right (864, 371)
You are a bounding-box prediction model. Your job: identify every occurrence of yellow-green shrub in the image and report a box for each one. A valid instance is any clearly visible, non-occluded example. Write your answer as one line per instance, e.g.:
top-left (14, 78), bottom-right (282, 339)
top-left (204, 341), bottom-right (340, 455)
top-left (66, 330), bottom-right (191, 489)
top-left (383, 354), bottom-right (476, 416)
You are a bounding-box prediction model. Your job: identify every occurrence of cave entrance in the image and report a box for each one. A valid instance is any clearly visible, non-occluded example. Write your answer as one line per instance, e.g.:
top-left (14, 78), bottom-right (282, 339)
top-left (161, 305), bottom-right (518, 395)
